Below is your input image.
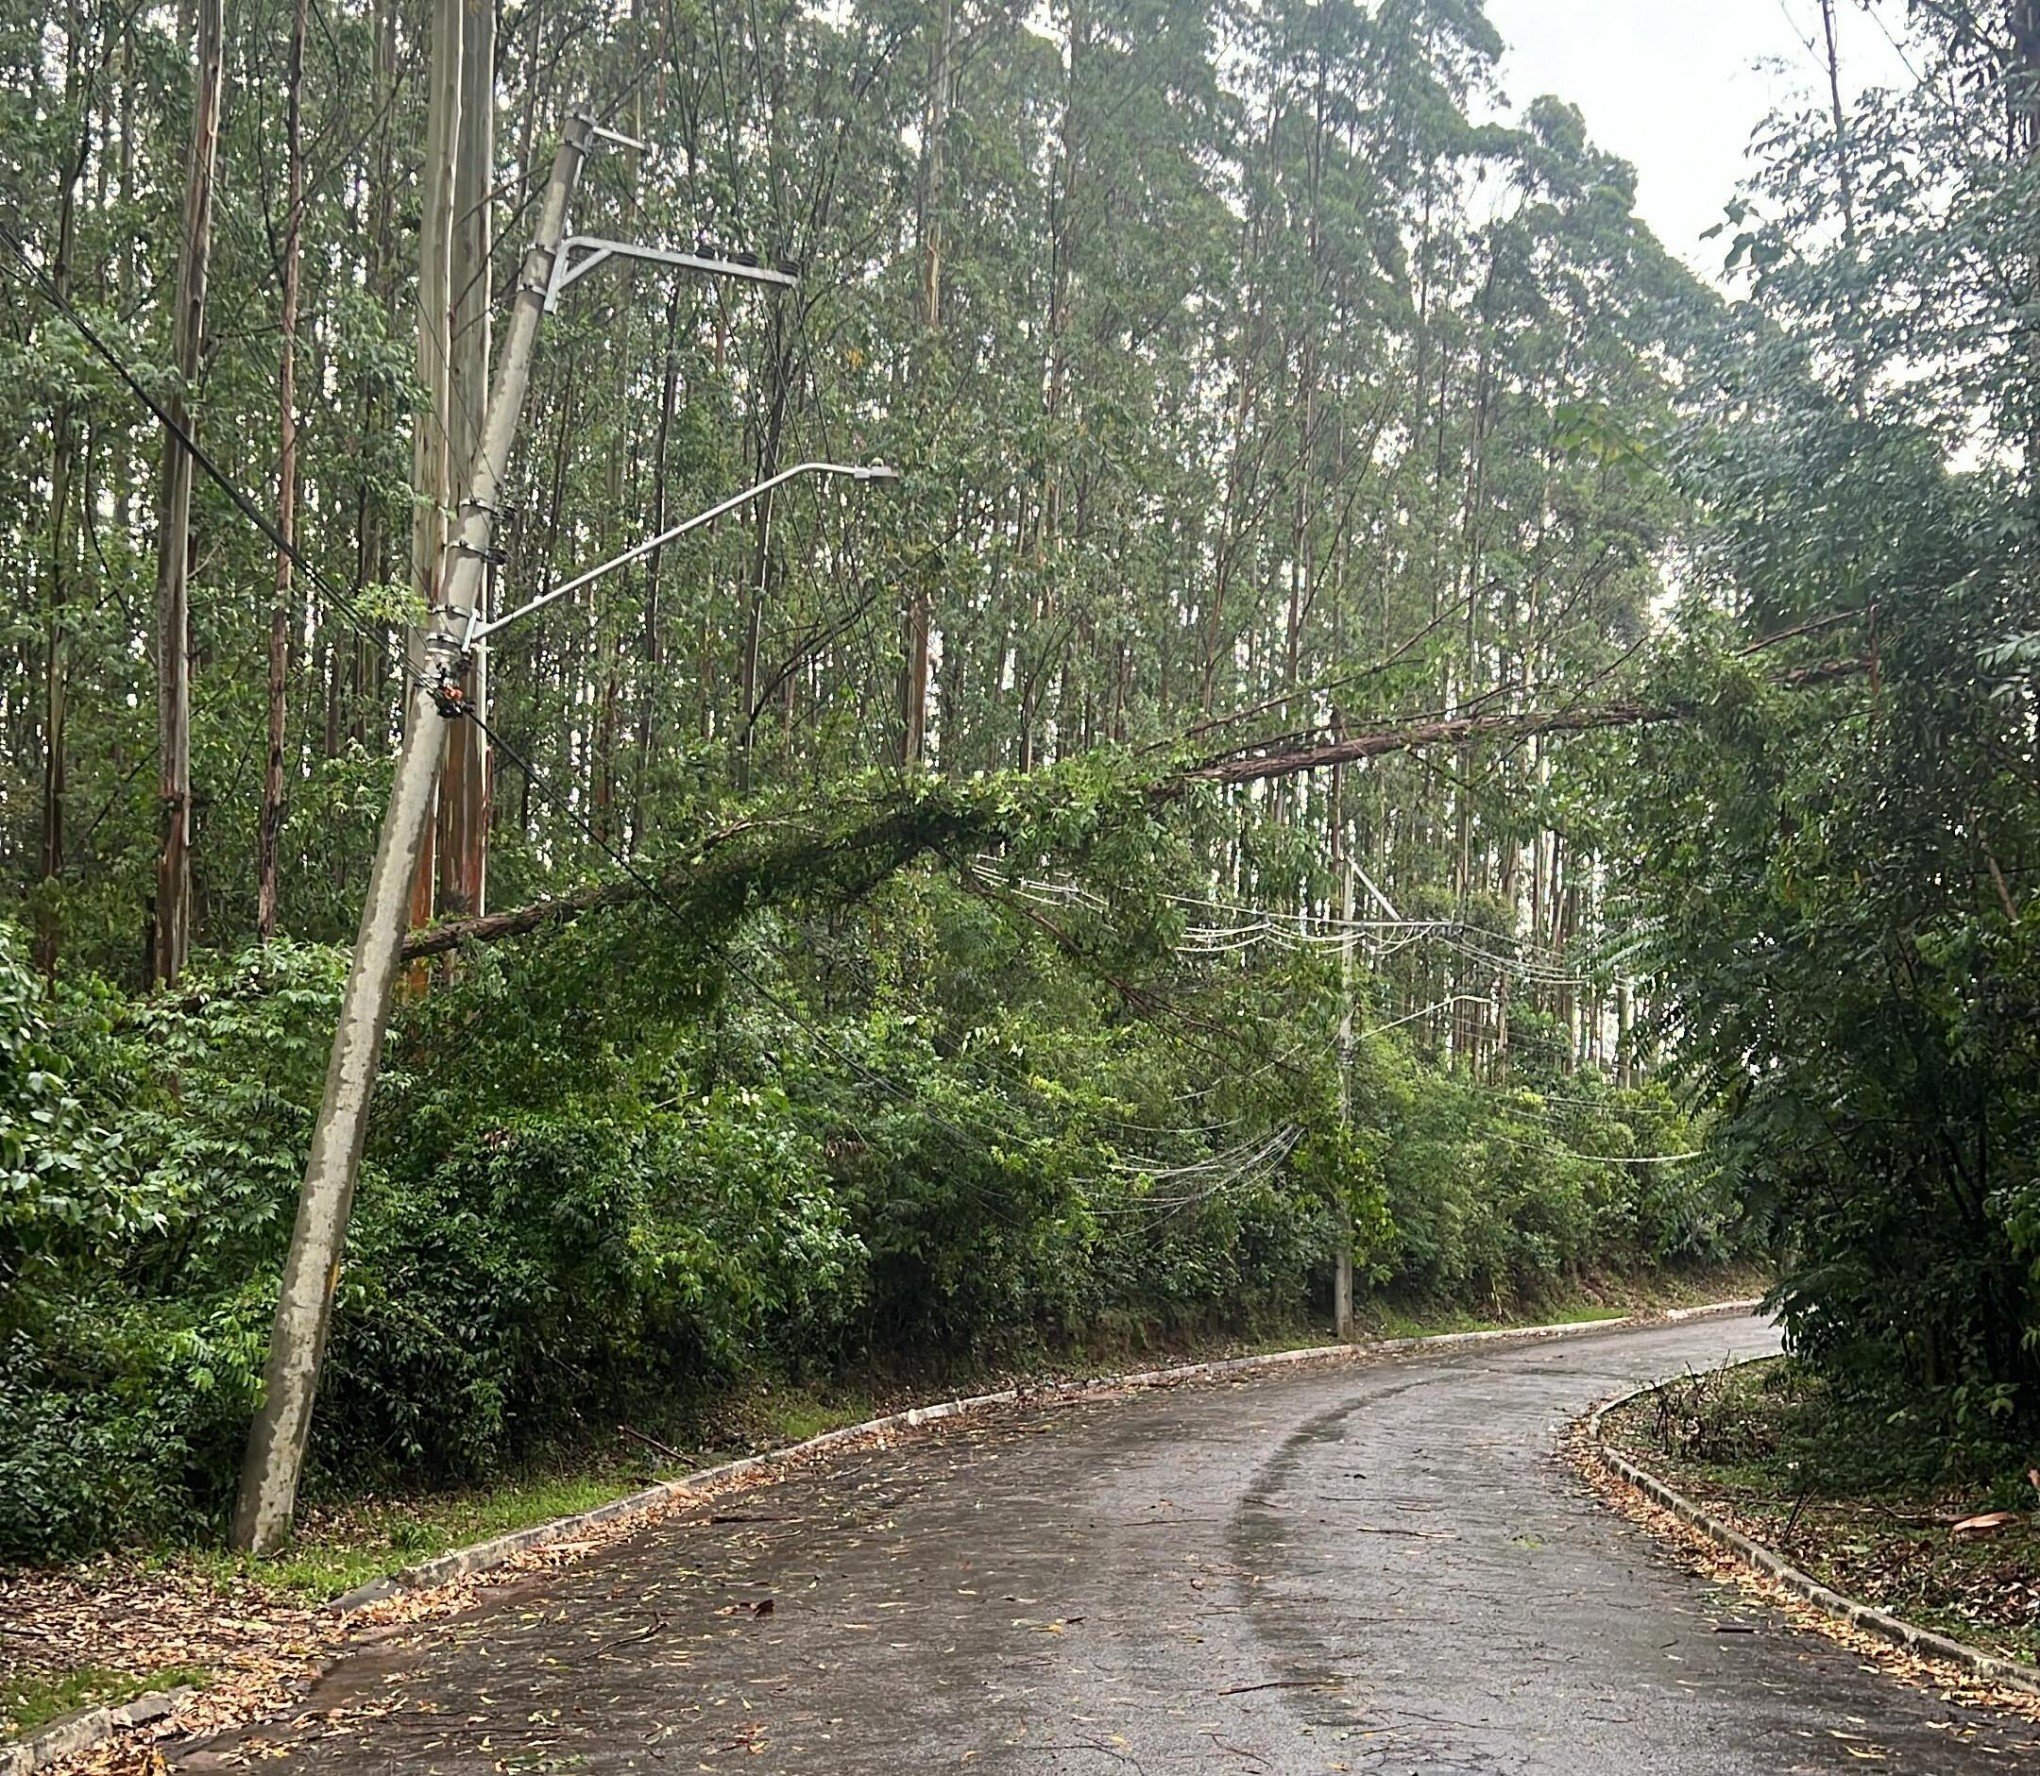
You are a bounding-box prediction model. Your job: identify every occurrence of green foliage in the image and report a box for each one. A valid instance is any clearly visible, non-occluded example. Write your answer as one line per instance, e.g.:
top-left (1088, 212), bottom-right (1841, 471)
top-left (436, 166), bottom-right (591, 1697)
top-left (1614, 609), bottom-right (2040, 1440)
top-left (1355, 1036), bottom-right (1733, 1307)
top-left (1605, 3), bottom-right (2040, 1439)
top-left (0, 929), bottom-right (334, 1557)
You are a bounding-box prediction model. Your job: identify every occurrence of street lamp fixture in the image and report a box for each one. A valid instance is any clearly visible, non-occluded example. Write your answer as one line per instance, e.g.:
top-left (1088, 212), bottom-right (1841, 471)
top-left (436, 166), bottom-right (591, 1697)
top-left (464, 459), bottom-right (902, 650)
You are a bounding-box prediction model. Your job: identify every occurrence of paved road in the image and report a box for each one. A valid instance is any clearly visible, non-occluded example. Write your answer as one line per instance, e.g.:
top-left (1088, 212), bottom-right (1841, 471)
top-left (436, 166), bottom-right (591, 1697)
top-left (198, 1315), bottom-right (2040, 1773)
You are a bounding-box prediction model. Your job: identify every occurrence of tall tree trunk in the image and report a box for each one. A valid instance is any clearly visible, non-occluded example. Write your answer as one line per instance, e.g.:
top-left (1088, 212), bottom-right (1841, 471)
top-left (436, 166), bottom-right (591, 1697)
top-left (259, 0), bottom-right (307, 942)
top-left (37, 16), bottom-right (85, 978)
top-left (150, 0), bottom-right (224, 986)
top-left (438, 0), bottom-right (494, 920)
top-left (634, 285), bottom-right (682, 833)
top-left (900, 0), bottom-right (951, 768)
top-left (738, 308), bottom-right (791, 795)
top-left (408, 0), bottom-right (461, 936)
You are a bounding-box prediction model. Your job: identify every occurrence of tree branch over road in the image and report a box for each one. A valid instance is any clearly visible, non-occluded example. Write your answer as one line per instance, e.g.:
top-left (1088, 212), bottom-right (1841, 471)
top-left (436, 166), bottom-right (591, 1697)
top-left (399, 659), bottom-right (1870, 962)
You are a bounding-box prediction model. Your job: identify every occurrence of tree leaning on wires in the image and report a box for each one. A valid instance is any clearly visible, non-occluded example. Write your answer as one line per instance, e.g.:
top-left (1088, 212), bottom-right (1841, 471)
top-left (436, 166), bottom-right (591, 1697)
top-left (229, 108), bottom-right (889, 1555)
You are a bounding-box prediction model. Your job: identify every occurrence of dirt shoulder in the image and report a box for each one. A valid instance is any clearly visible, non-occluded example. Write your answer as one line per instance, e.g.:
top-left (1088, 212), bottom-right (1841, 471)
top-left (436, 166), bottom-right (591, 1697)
top-left (1598, 1356), bottom-right (2040, 1669)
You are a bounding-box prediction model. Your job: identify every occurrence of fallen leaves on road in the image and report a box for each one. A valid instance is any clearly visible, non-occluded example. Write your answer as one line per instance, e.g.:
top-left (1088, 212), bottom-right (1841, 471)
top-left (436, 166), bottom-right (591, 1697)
top-left (6, 1401), bottom-right (1060, 1776)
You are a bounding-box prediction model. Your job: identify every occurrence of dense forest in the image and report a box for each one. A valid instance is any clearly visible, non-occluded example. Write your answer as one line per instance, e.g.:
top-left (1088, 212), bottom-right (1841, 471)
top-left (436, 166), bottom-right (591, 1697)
top-left (2, 0), bottom-right (2037, 1560)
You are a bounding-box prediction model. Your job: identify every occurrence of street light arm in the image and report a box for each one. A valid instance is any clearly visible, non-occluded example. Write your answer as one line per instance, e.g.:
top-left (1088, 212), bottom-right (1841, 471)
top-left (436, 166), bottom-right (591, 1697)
top-left (465, 460), bottom-right (901, 648)
top-left (545, 235), bottom-right (798, 310)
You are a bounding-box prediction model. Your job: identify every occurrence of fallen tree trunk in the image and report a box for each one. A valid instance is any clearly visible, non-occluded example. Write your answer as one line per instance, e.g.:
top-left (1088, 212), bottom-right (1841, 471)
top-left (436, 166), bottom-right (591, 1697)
top-left (399, 661), bottom-right (1869, 963)
top-left (397, 799), bottom-right (1002, 963)
top-left (1162, 699), bottom-right (1659, 791)
top-left (1169, 659), bottom-right (1869, 791)
top-left (400, 878), bottom-right (646, 960)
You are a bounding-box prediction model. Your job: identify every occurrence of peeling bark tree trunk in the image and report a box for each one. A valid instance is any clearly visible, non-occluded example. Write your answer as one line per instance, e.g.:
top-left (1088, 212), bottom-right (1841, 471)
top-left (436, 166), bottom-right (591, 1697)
top-left (150, 0), bottom-right (224, 986)
top-left (38, 19), bottom-right (85, 979)
top-left (407, 0), bottom-right (460, 938)
top-left (738, 310), bottom-right (791, 795)
top-left (634, 285), bottom-right (682, 833)
top-left (258, 0), bottom-right (306, 943)
top-left (438, 0), bottom-right (494, 920)
top-left (900, 0), bottom-right (950, 768)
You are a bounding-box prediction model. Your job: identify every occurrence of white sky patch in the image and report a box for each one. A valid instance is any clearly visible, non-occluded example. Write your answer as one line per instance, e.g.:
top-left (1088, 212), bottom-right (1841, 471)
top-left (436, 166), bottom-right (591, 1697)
top-left (1483, 0), bottom-right (1915, 283)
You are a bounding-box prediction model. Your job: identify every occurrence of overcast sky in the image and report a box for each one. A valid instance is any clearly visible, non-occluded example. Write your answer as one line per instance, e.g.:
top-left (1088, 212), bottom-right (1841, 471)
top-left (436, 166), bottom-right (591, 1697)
top-left (1482, 0), bottom-right (1915, 281)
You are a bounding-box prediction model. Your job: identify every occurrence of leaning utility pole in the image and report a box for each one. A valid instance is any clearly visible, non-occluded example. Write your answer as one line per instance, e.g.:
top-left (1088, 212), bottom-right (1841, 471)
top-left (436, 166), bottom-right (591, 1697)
top-left (233, 119), bottom-right (814, 1557)
top-left (232, 116), bottom-right (596, 1555)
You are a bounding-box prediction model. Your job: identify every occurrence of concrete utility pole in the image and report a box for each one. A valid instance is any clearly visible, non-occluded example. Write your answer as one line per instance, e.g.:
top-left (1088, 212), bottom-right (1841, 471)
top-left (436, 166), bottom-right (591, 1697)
top-left (232, 116), bottom-right (596, 1555)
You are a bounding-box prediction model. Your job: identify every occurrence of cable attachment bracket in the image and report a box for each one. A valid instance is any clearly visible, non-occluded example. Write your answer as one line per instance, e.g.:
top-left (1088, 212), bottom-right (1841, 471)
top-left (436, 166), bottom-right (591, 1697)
top-left (430, 675), bottom-right (470, 720)
top-left (423, 646), bottom-right (473, 720)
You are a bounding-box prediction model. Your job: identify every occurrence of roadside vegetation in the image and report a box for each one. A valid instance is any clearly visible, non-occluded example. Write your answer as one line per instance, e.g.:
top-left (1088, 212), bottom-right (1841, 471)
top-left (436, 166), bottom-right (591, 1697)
top-left (0, 896), bottom-right (1752, 1569)
top-left (1603, 1360), bottom-right (2040, 1668)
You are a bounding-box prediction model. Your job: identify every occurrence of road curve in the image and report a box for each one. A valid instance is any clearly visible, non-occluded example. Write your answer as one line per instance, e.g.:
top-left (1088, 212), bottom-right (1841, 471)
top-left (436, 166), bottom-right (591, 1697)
top-left (192, 1315), bottom-right (2040, 1773)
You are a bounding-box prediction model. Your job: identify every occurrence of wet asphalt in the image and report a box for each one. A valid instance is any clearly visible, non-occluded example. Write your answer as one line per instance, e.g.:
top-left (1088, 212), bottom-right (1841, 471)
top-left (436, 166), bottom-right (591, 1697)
top-left (191, 1315), bottom-right (2040, 1773)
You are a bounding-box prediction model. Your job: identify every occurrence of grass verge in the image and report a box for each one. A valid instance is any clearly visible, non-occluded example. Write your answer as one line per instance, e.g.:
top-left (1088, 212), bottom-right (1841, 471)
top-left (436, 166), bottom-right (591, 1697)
top-left (1599, 1356), bottom-right (2040, 1668)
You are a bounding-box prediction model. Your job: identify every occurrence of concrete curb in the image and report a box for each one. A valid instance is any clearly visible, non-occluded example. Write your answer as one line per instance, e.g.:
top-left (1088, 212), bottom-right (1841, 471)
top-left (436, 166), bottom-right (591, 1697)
top-left (0, 1689), bottom-right (197, 1776)
top-left (12, 1296), bottom-right (1760, 1775)
top-left (1586, 1364), bottom-right (2040, 1700)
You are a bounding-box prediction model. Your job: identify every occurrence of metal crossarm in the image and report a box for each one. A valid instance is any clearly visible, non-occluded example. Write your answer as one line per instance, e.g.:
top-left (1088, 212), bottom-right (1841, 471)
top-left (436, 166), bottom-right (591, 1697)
top-left (544, 235), bottom-right (798, 310)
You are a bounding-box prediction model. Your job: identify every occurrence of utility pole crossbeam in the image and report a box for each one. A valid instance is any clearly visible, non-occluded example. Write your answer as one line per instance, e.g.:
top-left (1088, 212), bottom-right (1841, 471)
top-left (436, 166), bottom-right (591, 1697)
top-left (544, 236), bottom-right (796, 311)
top-left (231, 114), bottom-right (598, 1557)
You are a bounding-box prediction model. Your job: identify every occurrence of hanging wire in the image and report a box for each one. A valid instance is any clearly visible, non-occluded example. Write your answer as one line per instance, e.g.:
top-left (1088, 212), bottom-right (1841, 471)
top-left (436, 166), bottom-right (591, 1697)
top-left (467, 705), bottom-right (1328, 1226)
top-left (973, 859), bottom-right (1628, 989)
